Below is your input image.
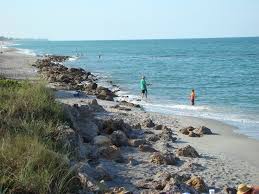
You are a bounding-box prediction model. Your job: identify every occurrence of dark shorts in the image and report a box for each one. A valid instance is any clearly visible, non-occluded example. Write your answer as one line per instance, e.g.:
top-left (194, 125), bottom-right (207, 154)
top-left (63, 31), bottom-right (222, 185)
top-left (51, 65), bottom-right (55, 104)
top-left (142, 89), bottom-right (147, 94)
top-left (191, 99), bottom-right (195, 105)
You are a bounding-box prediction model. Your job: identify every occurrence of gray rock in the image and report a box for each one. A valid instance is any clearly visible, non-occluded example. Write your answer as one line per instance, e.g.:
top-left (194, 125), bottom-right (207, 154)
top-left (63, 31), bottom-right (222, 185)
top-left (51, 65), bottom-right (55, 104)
top-left (93, 135), bottom-right (111, 146)
top-left (194, 126), bottom-right (213, 135)
top-left (128, 139), bottom-right (146, 147)
top-left (110, 130), bottom-right (128, 146)
top-left (143, 118), bottom-right (155, 128)
top-left (176, 145), bottom-right (200, 158)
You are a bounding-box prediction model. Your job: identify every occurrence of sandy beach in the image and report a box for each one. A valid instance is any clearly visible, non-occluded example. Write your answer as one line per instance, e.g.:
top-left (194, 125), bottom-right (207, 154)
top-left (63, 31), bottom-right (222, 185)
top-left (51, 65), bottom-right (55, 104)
top-left (0, 46), bottom-right (38, 80)
top-left (1, 48), bottom-right (258, 193)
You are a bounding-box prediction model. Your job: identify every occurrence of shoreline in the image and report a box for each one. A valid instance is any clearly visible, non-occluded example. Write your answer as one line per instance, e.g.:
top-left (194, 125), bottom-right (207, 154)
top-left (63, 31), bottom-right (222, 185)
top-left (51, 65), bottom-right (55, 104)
top-left (1, 46), bottom-right (259, 192)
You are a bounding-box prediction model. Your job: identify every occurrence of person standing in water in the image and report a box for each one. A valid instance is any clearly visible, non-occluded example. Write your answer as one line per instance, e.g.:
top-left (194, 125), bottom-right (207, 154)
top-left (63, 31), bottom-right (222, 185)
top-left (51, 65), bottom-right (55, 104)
top-left (190, 89), bottom-right (196, 105)
top-left (140, 76), bottom-right (148, 98)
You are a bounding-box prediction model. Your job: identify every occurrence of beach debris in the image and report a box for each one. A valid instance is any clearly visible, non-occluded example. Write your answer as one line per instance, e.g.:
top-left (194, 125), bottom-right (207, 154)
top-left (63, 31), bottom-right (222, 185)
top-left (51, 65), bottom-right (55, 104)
top-left (110, 130), bottom-right (128, 146)
top-left (139, 144), bottom-right (158, 152)
top-left (128, 138), bottom-right (146, 147)
top-left (97, 145), bottom-right (124, 162)
top-left (194, 126), bottom-right (213, 135)
top-left (186, 176), bottom-right (208, 193)
top-left (176, 145), bottom-right (200, 158)
top-left (93, 135), bottom-right (112, 146)
top-left (150, 152), bottom-right (179, 165)
top-left (143, 118), bottom-right (155, 128)
top-left (90, 98), bottom-right (98, 105)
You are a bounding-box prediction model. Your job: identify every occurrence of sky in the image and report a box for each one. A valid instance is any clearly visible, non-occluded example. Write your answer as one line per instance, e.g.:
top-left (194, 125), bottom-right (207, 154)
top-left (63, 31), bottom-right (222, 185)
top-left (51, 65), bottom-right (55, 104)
top-left (1, 0), bottom-right (259, 40)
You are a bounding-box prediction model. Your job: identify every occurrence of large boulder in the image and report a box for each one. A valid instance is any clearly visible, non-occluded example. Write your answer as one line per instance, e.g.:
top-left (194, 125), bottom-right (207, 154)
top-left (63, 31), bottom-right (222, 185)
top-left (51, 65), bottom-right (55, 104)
top-left (110, 130), bottom-right (128, 146)
top-left (93, 135), bottom-right (111, 146)
top-left (150, 152), bottom-right (178, 165)
top-left (194, 126), bottom-right (213, 135)
top-left (176, 145), bottom-right (200, 158)
top-left (186, 176), bottom-right (208, 193)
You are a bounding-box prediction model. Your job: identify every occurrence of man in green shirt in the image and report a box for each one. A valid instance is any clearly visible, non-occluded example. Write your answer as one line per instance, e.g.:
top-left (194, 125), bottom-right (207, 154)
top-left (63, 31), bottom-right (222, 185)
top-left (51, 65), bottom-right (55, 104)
top-left (140, 76), bottom-right (148, 98)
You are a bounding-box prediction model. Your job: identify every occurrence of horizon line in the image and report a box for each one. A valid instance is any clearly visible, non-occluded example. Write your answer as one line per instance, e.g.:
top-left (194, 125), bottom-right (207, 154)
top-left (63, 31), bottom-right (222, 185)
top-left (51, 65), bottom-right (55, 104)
top-left (12, 35), bottom-right (259, 42)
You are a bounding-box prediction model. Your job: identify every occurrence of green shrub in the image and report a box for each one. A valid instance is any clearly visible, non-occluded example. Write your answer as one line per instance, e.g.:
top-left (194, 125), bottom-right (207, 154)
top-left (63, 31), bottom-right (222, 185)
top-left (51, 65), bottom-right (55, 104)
top-left (0, 135), bottom-right (77, 194)
top-left (0, 80), bottom-right (78, 193)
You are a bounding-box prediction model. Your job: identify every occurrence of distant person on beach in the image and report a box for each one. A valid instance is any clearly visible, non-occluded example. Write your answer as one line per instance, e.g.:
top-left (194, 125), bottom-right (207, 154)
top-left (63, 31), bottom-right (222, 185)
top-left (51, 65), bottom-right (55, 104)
top-left (140, 76), bottom-right (148, 98)
top-left (190, 89), bottom-right (196, 105)
top-left (237, 184), bottom-right (259, 194)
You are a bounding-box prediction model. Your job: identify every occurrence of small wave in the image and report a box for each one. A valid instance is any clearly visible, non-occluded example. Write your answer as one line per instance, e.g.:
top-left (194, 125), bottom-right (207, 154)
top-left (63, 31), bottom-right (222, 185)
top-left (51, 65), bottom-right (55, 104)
top-left (16, 48), bottom-right (36, 56)
top-left (68, 56), bottom-right (79, 61)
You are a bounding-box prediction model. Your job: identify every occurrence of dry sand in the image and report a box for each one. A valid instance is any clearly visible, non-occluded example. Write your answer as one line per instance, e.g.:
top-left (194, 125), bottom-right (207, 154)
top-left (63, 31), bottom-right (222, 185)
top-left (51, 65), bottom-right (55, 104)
top-left (0, 46), bottom-right (38, 80)
top-left (1, 48), bottom-right (258, 193)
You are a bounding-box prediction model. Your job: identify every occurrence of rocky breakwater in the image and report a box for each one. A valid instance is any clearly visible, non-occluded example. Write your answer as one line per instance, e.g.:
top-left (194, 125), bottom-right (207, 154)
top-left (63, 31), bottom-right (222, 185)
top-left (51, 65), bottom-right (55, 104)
top-left (34, 55), bottom-right (117, 101)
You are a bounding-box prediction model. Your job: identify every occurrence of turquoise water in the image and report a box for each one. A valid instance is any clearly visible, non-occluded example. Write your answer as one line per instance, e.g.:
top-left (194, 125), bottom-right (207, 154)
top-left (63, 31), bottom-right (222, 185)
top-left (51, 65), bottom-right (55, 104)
top-left (14, 38), bottom-right (259, 139)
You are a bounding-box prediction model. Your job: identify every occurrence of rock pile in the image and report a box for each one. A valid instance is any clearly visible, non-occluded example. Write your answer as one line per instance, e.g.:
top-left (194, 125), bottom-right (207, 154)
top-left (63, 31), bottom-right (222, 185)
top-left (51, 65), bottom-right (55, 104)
top-left (34, 55), bottom-right (117, 101)
top-left (179, 126), bottom-right (213, 137)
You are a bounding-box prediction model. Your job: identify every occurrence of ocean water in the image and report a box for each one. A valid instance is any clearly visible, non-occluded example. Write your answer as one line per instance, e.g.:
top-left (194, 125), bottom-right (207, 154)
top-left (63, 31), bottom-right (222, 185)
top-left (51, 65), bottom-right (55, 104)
top-left (13, 38), bottom-right (259, 140)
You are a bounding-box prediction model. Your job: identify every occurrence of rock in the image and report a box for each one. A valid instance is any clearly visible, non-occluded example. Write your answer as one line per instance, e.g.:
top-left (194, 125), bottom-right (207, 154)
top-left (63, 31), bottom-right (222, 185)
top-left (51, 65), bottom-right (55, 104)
top-left (75, 162), bottom-right (99, 191)
top-left (139, 145), bottom-right (158, 153)
top-left (159, 128), bottom-right (177, 142)
top-left (147, 134), bottom-right (160, 142)
top-left (100, 119), bottom-right (131, 135)
top-left (224, 186), bottom-right (237, 194)
top-left (163, 182), bottom-right (198, 194)
top-left (153, 172), bottom-right (171, 189)
top-left (88, 82), bottom-right (98, 90)
top-left (97, 145), bottom-right (124, 162)
top-left (150, 152), bottom-right (178, 165)
top-left (91, 99), bottom-right (98, 105)
top-left (50, 125), bottom-right (79, 150)
top-left (93, 135), bottom-right (112, 146)
top-left (179, 126), bottom-right (195, 135)
top-left (176, 145), bottom-right (200, 158)
top-left (108, 187), bottom-right (133, 194)
top-left (136, 179), bottom-right (164, 190)
top-left (155, 124), bottom-right (163, 130)
top-left (132, 123), bottom-right (141, 129)
top-left (95, 165), bottom-right (112, 181)
top-left (128, 139), bottom-right (146, 147)
top-left (188, 131), bottom-right (201, 137)
top-left (143, 118), bottom-right (155, 128)
top-left (79, 120), bottom-right (99, 142)
top-left (186, 176), bottom-right (208, 193)
top-left (194, 126), bottom-right (213, 135)
top-left (110, 130), bottom-right (128, 146)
